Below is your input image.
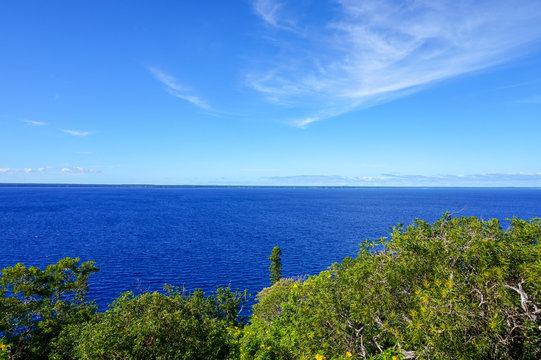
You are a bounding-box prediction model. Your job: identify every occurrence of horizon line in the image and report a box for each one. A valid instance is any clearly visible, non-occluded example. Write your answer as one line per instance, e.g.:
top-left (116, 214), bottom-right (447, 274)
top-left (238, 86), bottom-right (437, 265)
top-left (0, 182), bottom-right (539, 189)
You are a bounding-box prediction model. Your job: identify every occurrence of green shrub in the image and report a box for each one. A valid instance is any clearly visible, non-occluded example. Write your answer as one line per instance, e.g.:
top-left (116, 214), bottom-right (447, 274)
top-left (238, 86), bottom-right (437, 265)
top-left (2, 215), bottom-right (540, 360)
top-left (241, 215), bottom-right (541, 360)
top-left (56, 286), bottom-right (248, 360)
top-left (0, 257), bottom-right (98, 360)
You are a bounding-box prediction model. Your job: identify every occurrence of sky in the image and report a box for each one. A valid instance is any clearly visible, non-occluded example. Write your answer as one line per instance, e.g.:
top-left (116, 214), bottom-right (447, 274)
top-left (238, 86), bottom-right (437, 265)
top-left (1, 0), bottom-right (541, 186)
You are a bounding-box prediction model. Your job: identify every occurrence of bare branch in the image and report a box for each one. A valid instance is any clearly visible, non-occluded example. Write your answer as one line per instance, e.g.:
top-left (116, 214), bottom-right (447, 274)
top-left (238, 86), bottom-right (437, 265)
top-left (504, 280), bottom-right (538, 322)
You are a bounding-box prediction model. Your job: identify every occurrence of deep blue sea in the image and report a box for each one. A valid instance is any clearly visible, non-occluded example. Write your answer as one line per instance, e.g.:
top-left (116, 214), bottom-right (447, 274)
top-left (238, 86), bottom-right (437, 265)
top-left (1, 186), bottom-right (540, 310)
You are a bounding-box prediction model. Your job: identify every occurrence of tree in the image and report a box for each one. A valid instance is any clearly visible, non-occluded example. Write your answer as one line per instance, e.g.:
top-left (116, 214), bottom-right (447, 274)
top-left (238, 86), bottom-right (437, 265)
top-left (57, 286), bottom-right (248, 360)
top-left (0, 257), bottom-right (98, 360)
top-left (269, 246), bottom-right (282, 285)
top-left (243, 215), bottom-right (541, 360)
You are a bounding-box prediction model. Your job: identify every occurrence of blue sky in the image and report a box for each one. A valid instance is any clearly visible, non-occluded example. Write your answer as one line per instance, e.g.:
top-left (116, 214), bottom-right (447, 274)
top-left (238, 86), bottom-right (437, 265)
top-left (1, 0), bottom-right (541, 186)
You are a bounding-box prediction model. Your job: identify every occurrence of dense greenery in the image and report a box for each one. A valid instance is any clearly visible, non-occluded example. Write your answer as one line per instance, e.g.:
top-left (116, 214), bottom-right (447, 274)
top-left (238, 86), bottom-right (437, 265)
top-left (241, 215), bottom-right (541, 360)
top-left (269, 246), bottom-right (283, 285)
top-left (54, 287), bottom-right (248, 360)
top-left (1, 215), bottom-right (540, 359)
top-left (0, 258), bottom-right (98, 360)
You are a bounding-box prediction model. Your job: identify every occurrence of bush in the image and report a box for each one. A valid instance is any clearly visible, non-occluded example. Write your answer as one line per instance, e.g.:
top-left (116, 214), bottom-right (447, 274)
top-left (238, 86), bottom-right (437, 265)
top-left (0, 257), bottom-right (98, 360)
top-left (2, 215), bottom-right (540, 359)
top-left (240, 215), bottom-right (541, 359)
top-left (55, 286), bottom-right (248, 360)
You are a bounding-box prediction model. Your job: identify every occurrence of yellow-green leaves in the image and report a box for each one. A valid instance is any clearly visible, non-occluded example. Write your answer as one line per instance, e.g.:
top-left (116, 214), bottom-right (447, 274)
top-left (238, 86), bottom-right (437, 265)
top-left (242, 215), bottom-right (541, 360)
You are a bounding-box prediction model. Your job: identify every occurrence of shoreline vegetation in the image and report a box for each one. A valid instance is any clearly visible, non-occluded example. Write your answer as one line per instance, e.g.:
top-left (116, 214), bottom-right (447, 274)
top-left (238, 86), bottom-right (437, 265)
top-left (1, 215), bottom-right (540, 359)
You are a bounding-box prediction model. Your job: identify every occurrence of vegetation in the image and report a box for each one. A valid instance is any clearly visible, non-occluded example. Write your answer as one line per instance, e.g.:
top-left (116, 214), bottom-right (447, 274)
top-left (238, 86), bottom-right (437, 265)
top-left (0, 257), bottom-right (98, 360)
top-left (1, 215), bottom-right (540, 359)
top-left (269, 246), bottom-right (283, 285)
top-left (54, 287), bottom-right (248, 360)
top-left (241, 215), bottom-right (541, 359)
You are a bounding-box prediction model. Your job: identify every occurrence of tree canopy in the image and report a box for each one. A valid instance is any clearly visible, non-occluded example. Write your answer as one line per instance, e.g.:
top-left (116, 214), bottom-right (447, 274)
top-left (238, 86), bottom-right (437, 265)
top-left (241, 215), bottom-right (541, 359)
top-left (1, 215), bottom-right (540, 359)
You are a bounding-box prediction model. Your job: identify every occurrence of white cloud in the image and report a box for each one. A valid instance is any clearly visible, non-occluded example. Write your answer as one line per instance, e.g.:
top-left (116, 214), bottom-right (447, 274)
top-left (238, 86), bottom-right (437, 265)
top-left (62, 129), bottom-right (90, 136)
top-left (0, 167), bottom-right (49, 174)
top-left (251, 0), bottom-right (541, 127)
top-left (148, 66), bottom-right (213, 111)
top-left (0, 166), bottom-right (98, 175)
top-left (264, 172), bottom-right (541, 186)
top-left (24, 120), bottom-right (47, 126)
top-left (254, 0), bottom-right (300, 33)
top-left (60, 167), bottom-right (101, 174)
top-left (149, 67), bottom-right (186, 92)
top-left (167, 92), bottom-right (212, 111)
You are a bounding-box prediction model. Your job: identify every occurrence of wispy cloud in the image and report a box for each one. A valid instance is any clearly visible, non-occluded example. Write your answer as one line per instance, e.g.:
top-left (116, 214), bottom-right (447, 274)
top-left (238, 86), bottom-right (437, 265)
top-left (60, 167), bottom-right (101, 174)
top-left (251, 0), bottom-right (541, 127)
top-left (148, 66), bottom-right (213, 111)
top-left (0, 167), bottom-right (48, 174)
top-left (374, 172), bottom-right (541, 185)
top-left (168, 92), bottom-right (212, 110)
top-left (254, 0), bottom-right (300, 33)
top-left (1, 166), bottom-right (100, 175)
top-left (264, 172), bottom-right (541, 186)
top-left (62, 129), bottom-right (90, 137)
top-left (22, 167), bottom-right (46, 173)
top-left (149, 67), bottom-right (185, 92)
top-left (24, 120), bottom-right (47, 126)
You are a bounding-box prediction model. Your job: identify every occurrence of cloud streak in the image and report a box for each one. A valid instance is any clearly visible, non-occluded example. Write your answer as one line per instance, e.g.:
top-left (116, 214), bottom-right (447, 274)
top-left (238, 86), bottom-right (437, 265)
top-left (60, 167), bottom-right (101, 174)
top-left (251, 0), bottom-right (541, 127)
top-left (62, 129), bottom-right (90, 136)
top-left (0, 166), bottom-right (96, 175)
top-left (24, 120), bottom-right (47, 126)
top-left (148, 66), bottom-right (212, 111)
top-left (254, 0), bottom-right (300, 33)
top-left (263, 173), bottom-right (541, 186)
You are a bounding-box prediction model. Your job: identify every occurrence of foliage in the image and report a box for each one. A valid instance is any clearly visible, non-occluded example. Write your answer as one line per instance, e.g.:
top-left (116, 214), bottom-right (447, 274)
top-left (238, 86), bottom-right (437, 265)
top-left (269, 246), bottom-right (282, 285)
top-left (253, 278), bottom-right (295, 322)
top-left (1, 215), bottom-right (540, 359)
top-left (241, 215), bottom-right (541, 359)
top-left (0, 340), bottom-right (11, 360)
top-left (0, 257), bottom-right (98, 360)
top-left (55, 286), bottom-right (248, 360)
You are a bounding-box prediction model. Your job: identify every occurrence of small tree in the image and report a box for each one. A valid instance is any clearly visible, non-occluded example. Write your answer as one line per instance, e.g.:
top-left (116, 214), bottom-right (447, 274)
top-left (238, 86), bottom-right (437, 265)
top-left (0, 257), bottom-right (98, 360)
top-left (60, 287), bottom-right (248, 360)
top-left (268, 246), bottom-right (282, 285)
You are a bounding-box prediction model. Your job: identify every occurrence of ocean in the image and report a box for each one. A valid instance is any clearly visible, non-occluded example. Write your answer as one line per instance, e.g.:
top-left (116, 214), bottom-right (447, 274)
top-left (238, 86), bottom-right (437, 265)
top-left (1, 186), bottom-right (540, 309)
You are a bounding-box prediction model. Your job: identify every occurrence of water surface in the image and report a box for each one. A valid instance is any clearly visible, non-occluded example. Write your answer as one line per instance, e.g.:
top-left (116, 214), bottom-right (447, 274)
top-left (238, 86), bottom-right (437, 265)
top-left (1, 186), bottom-right (540, 308)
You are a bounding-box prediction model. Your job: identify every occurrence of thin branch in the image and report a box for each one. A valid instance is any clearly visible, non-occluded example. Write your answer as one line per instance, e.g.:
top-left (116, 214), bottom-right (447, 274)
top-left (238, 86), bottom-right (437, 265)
top-left (504, 280), bottom-right (538, 322)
